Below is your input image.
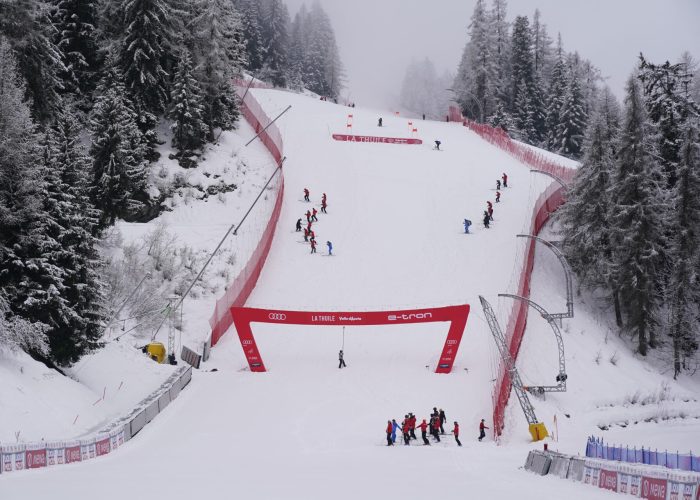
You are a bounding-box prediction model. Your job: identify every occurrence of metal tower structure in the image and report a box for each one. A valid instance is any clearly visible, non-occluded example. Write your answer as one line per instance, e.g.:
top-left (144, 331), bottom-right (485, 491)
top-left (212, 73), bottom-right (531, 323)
top-left (516, 234), bottom-right (574, 321)
top-left (479, 296), bottom-right (540, 426)
top-left (497, 294), bottom-right (567, 394)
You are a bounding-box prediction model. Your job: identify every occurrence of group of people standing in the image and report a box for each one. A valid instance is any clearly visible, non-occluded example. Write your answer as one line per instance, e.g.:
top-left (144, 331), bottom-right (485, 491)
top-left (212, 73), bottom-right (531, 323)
top-left (386, 408), bottom-right (469, 447)
top-left (463, 172), bottom-right (509, 233)
top-left (296, 189), bottom-right (332, 255)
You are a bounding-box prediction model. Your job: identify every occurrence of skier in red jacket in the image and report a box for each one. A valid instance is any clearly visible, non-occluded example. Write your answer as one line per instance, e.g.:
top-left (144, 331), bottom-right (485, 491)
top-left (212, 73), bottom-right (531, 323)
top-left (311, 208), bottom-right (318, 222)
top-left (402, 417), bottom-right (411, 445)
top-left (310, 239), bottom-right (317, 254)
top-left (409, 413), bottom-right (417, 440)
top-left (386, 421), bottom-right (393, 446)
top-left (306, 210), bottom-right (311, 223)
top-left (431, 415), bottom-right (441, 442)
top-left (479, 419), bottom-right (489, 441)
top-left (453, 422), bottom-right (462, 446)
top-left (418, 419), bottom-right (430, 445)
top-left (502, 173), bottom-right (508, 188)
top-left (321, 199), bottom-right (327, 214)
top-left (303, 228), bottom-right (309, 242)
top-left (496, 190), bottom-right (501, 203)
top-left (304, 188), bottom-right (310, 201)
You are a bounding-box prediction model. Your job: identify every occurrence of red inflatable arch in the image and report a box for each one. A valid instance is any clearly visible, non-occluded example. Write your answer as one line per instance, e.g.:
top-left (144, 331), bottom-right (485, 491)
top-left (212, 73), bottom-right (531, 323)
top-left (230, 305), bottom-right (470, 373)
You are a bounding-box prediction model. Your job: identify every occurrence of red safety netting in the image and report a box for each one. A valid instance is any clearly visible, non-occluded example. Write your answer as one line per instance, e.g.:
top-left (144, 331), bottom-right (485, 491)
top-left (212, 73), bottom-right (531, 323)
top-left (457, 119), bottom-right (577, 438)
top-left (463, 118), bottom-right (576, 184)
top-left (208, 88), bottom-right (285, 346)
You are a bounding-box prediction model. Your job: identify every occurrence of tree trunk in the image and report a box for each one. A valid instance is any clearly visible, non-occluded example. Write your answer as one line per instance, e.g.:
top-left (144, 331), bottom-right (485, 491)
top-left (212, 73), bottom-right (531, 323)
top-left (613, 289), bottom-right (623, 327)
top-left (638, 312), bottom-right (648, 356)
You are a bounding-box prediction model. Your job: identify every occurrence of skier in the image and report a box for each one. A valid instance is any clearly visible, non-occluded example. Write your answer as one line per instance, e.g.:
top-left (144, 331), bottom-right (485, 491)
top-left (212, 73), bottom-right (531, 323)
top-left (326, 241), bottom-right (333, 256)
top-left (338, 349), bottom-right (346, 368)
top-left (303, 228), bottom-right (309, 242)
top-left (453, 422), bottom-right (462, 446)
top-left (463, 219), bottom-right (472, 234)
top-left (311, 208), bottom-right (318, 222)
top-left (386, 421), bottom-right (394, 446)
top-left (418, 419), bottom-right (430, 445)
top-left (391, 419), bottom-right (401, 444)
top-left (431, 414), bottom-right (441, 442)
top-left (496, 191), bottom-right (501, 203)
top-left (402, 416), bottom-right (410, 445)
top-left (483, 211), bottom-right (490, 229)
top-left (422, 113), bottom-right (426, 120)
top-left (502, 172), bottom-right (508, 188)
top-left (304, 188), bottom-right (310, 202)
top-left (306, 210), bottom-right (311, 223)
top-left (307, 220), bottom-right (312, 232)
top-left (478, 419), bottom-right (489, 441)
top-left (321, 200), bottom-right (327, 214)
top-left (322, 193), bottom-right (327, 204)
top-left (309, 230), bottom-right (316, 241)
top-left (310, 239), bottom-right (317, 254)
top-left (439, 409), bottom-right (447, 434)
top-left (296, 218), bottom-right (302, 232)
top-left (488, 206), bottom-right (494, 221)
top-left (434, 140), bottom-right (441, 150)
top-left (409, 413), bottom-right (417, 440)
top-left (496, 179), bottom-right (501, 191)
top-left (378, 117), bottom-right (383, 127)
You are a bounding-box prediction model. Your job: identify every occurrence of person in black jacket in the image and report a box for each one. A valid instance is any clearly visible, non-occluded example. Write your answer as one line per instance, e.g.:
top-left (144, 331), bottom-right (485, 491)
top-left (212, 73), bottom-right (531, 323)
top-left (439, 409), bottom-right (446, 434)
top-left (338, 349), bottom-right (346, 368)
top-left (296, 218), bottom-right (302, 232)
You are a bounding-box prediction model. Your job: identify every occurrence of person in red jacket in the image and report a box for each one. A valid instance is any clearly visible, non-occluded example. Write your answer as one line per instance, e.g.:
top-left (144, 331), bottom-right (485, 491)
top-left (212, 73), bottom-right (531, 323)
top-left (321, 199), bottom-right (328, 214)
top-left (479, 418), bottom-right (489, 441)
top-left (409, 413), bottom-right (417, 440)
top-left (401, 416), bottom-right (410, 445)
top-left (322, 193), bottom-right (327, 204)
top-left (453, 421), bottom-right (462, 446)
top-left (310, 238), bottom-right (317, 254)
top-left (309, 230), bottom-right (315, 241)
top-left (496, 190), bottom-right (501, 203)
top-left (431, 414), bottom-right (441, 442)
top-left (488, 205), bottom-right (494, 221)
top-left (303, 227), bottom-right (309, 242)
top-left (306, 210), bottom-right (311, 223)
top-left (418, 419), bottom-right (430, 445)
top-left (307, 220), bottom-right (312, 232)
top-left (304, 188), bottom-right (310, 201)
top-left (311, 208), bottom-right (318, 222)
top-left (386, 420), bottom-right (393, 446)
top-left (502, 172), bottom-right (508, 188)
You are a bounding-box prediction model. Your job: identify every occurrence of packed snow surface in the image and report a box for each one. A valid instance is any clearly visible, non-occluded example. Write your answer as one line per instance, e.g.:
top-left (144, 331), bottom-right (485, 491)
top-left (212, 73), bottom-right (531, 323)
top-left (1, 89), bottom-right (698, 499)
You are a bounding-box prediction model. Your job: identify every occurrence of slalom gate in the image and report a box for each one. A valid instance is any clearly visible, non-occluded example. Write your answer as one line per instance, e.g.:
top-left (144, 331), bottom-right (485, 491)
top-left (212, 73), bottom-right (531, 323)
top-left (455, 113), bottom-right (577, 438)
top-left (230, 305), bottom-right (470, 373)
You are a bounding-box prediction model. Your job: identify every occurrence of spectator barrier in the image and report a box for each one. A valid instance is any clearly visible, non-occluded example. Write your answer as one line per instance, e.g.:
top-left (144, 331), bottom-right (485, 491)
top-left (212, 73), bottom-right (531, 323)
top-left (457, 117), bottom-right (577, 439)
top-left (208, 85), bottom-right (285, 346)
top-left (524, 449), bottom-right (700, 499)
top-left (586, 436), bottom-right (699, 473)
top-left (0, 366), bottom-right (191, 474)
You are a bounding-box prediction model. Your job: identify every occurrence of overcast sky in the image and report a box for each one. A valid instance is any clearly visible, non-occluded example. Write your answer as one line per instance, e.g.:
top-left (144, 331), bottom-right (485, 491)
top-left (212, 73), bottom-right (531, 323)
top-left (284, 0), bottom-right (700, 108)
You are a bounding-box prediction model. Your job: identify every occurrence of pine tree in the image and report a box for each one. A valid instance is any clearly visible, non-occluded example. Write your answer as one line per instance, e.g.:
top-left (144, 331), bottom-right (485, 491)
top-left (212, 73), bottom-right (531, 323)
top-left (0, 38), bottom-right (51, 354)
top-left (545, 35), bottom-right (567, 150)
top-left (558, 105), bottom-right (619, 292)
top-left (557, 68), bottom-right (587, 158)
top-left (54, 0), bottom-right (100, 97)
top-left (119, 0), bottom-right (179, 115)
top-left (489, 0), bottom-right (510, 111)
top-left (258, 0), bottom-right (289, 87)
top-left (31, 114), bottom-right (105, 364)
top-left (0, 1), bottom-right (66, 122)
top-left (489, 100), bottom-right (513, 132)
top-left (235, 0), bottom-right (264, 72)
top-left (287, 4), bottom-right (308, 91)
top-left (466, 0), bottom-right (491, 121)
top-left (532, 9), bottom-right (553, 82)
top-left (608, 76), bottom-right (667, 356)
top-left (513, 79), bottom-right (535, 142)
top-left (90, 65), bottom-right (148, 225)
top-left (509, 15), bottom-right (534, 112)
top-left (192, 0), bottom-right (244, 138)
top-left (169, 48), bottom-right (207, 162)
top-left (666, 115), bottom-right (700, 377)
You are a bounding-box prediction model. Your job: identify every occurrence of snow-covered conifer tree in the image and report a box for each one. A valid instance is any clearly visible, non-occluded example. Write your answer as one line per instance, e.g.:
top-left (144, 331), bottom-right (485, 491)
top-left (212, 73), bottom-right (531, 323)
top-left (169, 48), bottom-right (207, 162)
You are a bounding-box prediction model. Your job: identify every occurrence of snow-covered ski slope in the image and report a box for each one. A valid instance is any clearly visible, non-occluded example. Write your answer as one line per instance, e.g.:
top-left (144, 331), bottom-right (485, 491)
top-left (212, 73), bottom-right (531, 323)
top-left (2, 88), bottom-right (698, 500)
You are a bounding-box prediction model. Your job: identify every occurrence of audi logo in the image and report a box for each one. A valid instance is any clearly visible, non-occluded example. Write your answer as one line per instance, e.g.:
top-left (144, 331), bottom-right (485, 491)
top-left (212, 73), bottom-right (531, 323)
top-left (242, 339), bottom-right (252, 345)
top-left (446, 340), bottom-right (457, 345)
top-left (268, 313), bottom-right (287, 321)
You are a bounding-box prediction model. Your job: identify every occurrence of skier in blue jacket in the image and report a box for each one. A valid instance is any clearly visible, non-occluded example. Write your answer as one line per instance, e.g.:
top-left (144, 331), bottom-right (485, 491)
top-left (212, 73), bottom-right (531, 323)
top-left (463, 219), bottom-right (472, 234)
top-left (391, 419), bottom-right (401, 443)
top-left (327, 241), bottom-right (333, 255)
